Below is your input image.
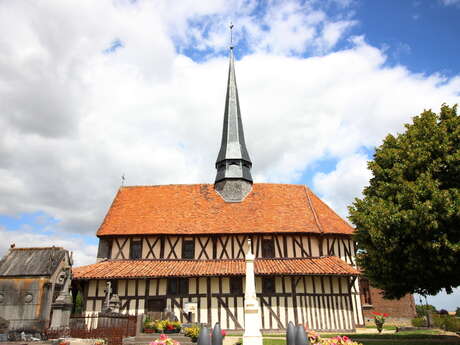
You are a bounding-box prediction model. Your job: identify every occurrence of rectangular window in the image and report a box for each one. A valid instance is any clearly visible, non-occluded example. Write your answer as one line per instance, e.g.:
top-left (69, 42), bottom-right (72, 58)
top-left (230, 277), bottom-right (243, 295)
top-left (182, 240), bottom-right (195, 259)
top-left (262, 277), bottom-right (276, 295)
top-left (262, 239), bottom-right (275, 258)
top-left (130, 240), bottom-right (142, 259)
top-left (167, 278), bottom-right (189, 295)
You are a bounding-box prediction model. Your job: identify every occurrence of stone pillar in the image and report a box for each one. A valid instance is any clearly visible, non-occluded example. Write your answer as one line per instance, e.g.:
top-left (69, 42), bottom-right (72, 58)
top-left (243, 239), bottom-right (263, 345)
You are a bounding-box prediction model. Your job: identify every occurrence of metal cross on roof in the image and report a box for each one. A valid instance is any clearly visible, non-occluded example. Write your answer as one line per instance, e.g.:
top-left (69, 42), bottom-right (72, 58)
top-left (230, 22), bottom-right (234, 49)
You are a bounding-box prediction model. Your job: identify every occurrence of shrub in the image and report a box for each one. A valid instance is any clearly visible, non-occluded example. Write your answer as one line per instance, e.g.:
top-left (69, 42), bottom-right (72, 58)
top-left (456, 307), bottom-right (460, 317)
top-left (411, 317), bottom-right (427, 327)
top-left (432, 314), bottom-right (460, 332)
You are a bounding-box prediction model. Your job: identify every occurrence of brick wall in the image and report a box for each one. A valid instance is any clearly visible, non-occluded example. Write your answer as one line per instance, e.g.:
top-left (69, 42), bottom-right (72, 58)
top-left (361, 285), bottom-right (416, 326)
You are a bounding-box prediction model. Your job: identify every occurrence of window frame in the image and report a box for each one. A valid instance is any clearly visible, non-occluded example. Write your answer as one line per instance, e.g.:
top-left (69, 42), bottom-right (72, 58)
top-left (130, 240), bottom-right (142, 260)
top-left (182, 240), bottom-right (195, 259)
top-left (261, 238), bottom-right (275, 258)
top-left (167, 278), bottom-right (189, 295)
top-left (230, 276), bottom-right (243, 295)
top-left (262, 277), bottom-right (276, 295)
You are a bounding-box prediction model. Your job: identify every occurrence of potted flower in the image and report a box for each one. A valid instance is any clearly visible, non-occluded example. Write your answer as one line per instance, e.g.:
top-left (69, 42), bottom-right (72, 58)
top-left (183, 325), bottom-right (200, 342)
top-left (144, 317), bottom-right (156, 333)
top-left (154, 320), bottom-right (168, 333)
top-left (372, 311), bottom-right (389, 333)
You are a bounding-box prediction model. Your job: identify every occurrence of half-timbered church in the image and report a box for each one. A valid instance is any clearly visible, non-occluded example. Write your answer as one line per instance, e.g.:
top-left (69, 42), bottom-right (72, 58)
top-left (73, 43), bottom-right (368, 332)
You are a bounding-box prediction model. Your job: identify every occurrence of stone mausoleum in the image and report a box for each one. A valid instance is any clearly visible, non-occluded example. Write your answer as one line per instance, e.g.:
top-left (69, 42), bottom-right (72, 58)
top-left (0, 246), bottom-right (73, 333)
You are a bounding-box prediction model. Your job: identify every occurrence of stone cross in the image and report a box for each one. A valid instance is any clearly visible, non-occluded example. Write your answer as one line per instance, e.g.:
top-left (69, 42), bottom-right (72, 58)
top-left (104, 281), bottom-right (112, 311)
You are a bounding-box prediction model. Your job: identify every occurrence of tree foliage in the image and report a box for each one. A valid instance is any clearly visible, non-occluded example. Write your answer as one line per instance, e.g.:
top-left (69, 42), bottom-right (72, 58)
top-left (349, 104), bottom-right (460, 299)
top-left (416, 304), bottom-right (437, 317)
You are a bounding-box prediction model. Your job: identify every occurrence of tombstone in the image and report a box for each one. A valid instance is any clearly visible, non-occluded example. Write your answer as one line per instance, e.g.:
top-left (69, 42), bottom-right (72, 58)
top-left (294, 325), bottom-right (309, 345)
top-left (197, 326), bottom-right (210, 345)
top-left (50, 270), bottom-right (73, 329)
top-left (286, 322), bottom-right (295, 345)
top-left (109, 294), bottom-right (121, 313)
top-left (211, 323), bottom-right (223, 345)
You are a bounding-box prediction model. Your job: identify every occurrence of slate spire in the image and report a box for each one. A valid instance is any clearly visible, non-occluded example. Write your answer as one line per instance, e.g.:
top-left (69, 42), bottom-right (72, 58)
top-left (215, 35), bottom-right (253, 184)
top-left (214, 24), bottom-right (253, 202)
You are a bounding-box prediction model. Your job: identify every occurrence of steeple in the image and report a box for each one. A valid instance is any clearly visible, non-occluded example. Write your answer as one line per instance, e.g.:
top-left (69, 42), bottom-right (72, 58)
top-left (215, 24), bottom-right (253, 202)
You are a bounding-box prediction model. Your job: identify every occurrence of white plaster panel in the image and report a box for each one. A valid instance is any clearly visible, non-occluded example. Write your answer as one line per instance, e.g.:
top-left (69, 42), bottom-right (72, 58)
top-left (127, 280), bottom-right (136, 296)
top-left (88, 280), bottom-right (97, 297)
top-left (158, 279), bottom-right (166, 295)
top-left (138, 280), bottom-right (146, 296)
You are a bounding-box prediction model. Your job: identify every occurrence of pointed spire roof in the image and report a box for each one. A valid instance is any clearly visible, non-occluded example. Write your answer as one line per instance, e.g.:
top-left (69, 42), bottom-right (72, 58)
top-left (215, 44), bottom-right (253, 183)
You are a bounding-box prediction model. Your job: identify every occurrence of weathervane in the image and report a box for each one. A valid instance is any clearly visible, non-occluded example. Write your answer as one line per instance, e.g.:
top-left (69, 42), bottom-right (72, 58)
top-left (121, 174), bottom-right (125, 187)
top-left (230, 22), bottom-right (234, 49)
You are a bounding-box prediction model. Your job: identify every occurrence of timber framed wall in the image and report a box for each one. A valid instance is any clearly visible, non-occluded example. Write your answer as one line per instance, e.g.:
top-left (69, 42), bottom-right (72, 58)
top-left (107, 234), bottom-right (356, 263)
top-left (84, 275), bottom-right (357, 332)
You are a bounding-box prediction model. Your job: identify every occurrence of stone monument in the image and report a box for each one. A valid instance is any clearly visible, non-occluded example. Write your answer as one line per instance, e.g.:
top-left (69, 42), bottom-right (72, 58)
top-left (50, 269), bottom-right (73, 330)
top-left (243, 239), bottom-right (263, 345)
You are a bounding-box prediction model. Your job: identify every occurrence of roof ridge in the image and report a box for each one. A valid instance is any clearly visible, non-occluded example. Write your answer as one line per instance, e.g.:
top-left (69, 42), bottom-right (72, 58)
top-left (120, 183), bottom-right (307, 189)
top-left (11, 247), bottom-right (64, 251)
top-left (303, 185), bottom-right (324, 234)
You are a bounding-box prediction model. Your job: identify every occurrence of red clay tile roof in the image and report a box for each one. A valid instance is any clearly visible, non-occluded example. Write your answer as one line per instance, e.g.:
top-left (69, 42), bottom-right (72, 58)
top-left (97, 184), bottom-right (353, 236)
top-left (72, 257), bottom-right (359, 280)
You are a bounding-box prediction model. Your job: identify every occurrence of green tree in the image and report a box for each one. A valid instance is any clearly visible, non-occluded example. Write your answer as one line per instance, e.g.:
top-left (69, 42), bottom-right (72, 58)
top-left (416, 304), bottom-right (437, 317)
top-left (74, 290), bottom-right (83, 314)
top-left (456, 307), bottom-right (460, 317)
top-left (349, 104), bottom-right (460, 299)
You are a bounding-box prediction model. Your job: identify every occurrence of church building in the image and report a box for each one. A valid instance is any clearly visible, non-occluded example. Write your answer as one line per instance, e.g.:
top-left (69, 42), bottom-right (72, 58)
top-left (73, 43), bottom-right (369, 331)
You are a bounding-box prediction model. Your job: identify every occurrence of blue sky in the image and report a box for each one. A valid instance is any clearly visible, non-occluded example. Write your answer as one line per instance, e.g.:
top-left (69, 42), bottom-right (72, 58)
top-left (0, 0), bottom-right (459, 310)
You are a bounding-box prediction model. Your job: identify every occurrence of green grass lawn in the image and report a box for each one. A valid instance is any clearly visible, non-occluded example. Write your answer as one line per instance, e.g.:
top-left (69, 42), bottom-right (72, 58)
top-left (365, 325), bottom-right (398, 331)
top-left (261, 330), bottom-right (460, 345)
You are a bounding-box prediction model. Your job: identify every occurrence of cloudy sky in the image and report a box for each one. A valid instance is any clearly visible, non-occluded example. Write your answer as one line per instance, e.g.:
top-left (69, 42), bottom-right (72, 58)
top-left (1, 0), bottom-right (459, 309)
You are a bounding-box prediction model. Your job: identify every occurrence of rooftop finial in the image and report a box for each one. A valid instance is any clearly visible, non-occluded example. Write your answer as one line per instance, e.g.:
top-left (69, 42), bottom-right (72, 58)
top-left (229, 22), bottom-right (234, 49)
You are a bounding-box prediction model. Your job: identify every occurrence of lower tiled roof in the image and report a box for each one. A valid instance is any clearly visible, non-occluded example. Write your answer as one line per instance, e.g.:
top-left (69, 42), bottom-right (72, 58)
top-left (72, 256), bottom-right (359, 280)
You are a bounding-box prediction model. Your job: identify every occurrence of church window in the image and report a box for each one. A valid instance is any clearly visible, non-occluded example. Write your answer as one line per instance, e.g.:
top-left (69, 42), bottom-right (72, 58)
top-left (182, 240), bottom-right (195, 259)
top-left (262, 277), bottom-right (275, 294)
top-left (230, 277), bottom-right (243, 295)
top-left (167, 278), bottom-right (188, 295)
top-left (130, 240), bottom-right (142, 260)
top-left (262, 239), bottom-right (275, 258)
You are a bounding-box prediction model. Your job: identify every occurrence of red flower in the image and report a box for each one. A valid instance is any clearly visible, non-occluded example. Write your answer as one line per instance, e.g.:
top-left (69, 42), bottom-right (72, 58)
top-left (166, 324), bottom-right (175, 330)
top-left (372, 311), bottom-right (382, 316)
top-left (383, 313), bottom-right (389, 317)
top-left (221, 330), bottom-right (227, 337)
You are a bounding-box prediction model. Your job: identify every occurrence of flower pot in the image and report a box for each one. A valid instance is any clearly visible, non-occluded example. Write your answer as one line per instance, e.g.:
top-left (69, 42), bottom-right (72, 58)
top-left (164, 329), bottom-right (179, 334)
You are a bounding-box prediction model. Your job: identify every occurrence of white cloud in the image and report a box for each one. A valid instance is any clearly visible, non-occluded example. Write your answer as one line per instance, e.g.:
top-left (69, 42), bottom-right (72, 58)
top-left (312, 154), bottom-right (372, 218)
top-left (0, 227), bottom-right (97, 266)
top-left (0, 0), bottom-right (459, 250)
top-left (440, 0), bottom-right (460, 6)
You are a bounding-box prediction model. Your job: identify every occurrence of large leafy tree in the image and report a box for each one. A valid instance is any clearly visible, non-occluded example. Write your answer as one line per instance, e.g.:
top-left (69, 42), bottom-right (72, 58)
top-left (349, 104), bottom-right (460, 299)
